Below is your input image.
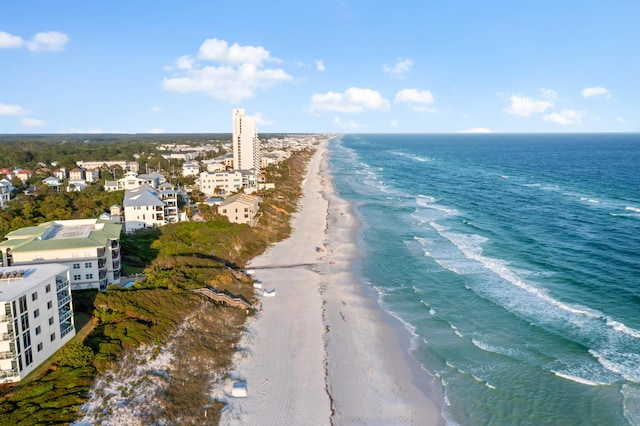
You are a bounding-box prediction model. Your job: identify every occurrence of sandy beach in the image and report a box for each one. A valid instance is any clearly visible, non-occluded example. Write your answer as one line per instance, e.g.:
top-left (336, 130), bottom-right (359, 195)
top-left (219, 138), bottom-right (444, 425)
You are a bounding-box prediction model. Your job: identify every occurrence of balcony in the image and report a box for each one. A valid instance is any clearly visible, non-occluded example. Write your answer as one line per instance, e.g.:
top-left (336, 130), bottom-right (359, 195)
top-left (99, 270), bottom-right (107, 280)
top-left (0, 351), bottom-right (16, 360)
top-left (57, 293), bottom-right (71, 307)
top-left (56, 277), bottom-right (69, 292)
top-left (58, 309), bottom-right (72, 323)
top-left (98, 258), bottom-right (106, 269)
top-left (97, 248), bottom-right (105, 258)
top-left (112, 260), bottom-right (120, 270)
top-left (1, 332), bottom-right (14, 341)
top-left (0, 368), bottom-right (19, 379)
top-left (110, 240), bottom-right (119, 249)
top-left (112, 250), bottom-right (119, 259)
top-left (60, 323), bottom-right (73, 338)
top-left (0, 314), bottom-right (12, 323)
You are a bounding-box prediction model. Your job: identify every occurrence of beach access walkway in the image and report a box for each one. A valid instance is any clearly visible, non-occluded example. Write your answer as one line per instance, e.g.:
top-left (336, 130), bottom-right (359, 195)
top-left (192, 287), bottom-right (253, 309)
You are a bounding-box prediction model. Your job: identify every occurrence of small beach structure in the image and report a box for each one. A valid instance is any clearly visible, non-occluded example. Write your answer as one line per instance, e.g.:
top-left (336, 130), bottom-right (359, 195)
top-left (192, 287), bottom-right (253, 309)
top-left (263, 288), bottom-right (276, 297)
top-left (231, 381), bottom-right (248, 397)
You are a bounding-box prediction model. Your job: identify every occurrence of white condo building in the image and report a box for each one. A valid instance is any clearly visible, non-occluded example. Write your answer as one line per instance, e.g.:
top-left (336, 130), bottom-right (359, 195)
top-left (0, 219), bottom-right (122, 291)
top-left (232, 109), bottom-right (261, 172)
top-left (0, 264), bottom-right (75, 383)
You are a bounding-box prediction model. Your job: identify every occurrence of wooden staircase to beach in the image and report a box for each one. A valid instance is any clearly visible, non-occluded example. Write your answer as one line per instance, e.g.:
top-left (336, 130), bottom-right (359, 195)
top-left (193, 287), bottom-right (253, 309)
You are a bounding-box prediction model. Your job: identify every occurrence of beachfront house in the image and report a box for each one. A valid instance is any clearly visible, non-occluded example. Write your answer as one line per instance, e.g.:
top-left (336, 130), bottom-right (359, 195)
top-left (218, 193), bottom-right (259, 225)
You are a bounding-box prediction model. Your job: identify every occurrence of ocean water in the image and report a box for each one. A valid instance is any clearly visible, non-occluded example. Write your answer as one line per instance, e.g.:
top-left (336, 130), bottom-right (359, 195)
top-left (328, 134), bottom-right (640, 426)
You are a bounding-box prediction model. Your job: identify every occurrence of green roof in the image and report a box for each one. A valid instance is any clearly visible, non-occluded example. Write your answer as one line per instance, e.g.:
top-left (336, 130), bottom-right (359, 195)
top-left (1, 219), bottom-right (121, 253)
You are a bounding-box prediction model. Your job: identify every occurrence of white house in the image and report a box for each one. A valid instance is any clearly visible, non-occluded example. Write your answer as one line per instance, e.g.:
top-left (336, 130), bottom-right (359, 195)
top-left (42, 176), bottom-right (63, 192)
top-left (0, 219), bottom-right (122, 291)
top-left (0, 179), bottom-right (14, 209)
top-left (182, 162), bottom-right (200, 177)
top-left (105, 171), bottom-right (166, 192)
top-left (0, 264), bottom-right (75, 383)
top-left (122, 184), bottom-right (179, 233)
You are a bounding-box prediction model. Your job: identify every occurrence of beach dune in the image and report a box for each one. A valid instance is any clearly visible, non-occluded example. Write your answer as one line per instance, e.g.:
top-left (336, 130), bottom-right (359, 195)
top-left (219, 138), bottom-right (443, 425)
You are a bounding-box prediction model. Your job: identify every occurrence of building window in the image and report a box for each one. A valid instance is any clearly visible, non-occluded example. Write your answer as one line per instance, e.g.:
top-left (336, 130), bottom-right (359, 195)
top-left (85, 262), bottom-right (92, 268)
top-left (47, 301), bottom-right (53, 309)
top-left (25, 348), bottom-right (33, 366)
top-left (31, 292), bottom-right (38, 301)
top-left (73, 274), bottom-right (81, 280)
top-left (37, 342), bottom-right (43, 352)
top-left (50, 333), bottom-right (56, 342)
top-left (49, 317), bottom-right (54, 326)
top-left (73, 263), bottom-right (80, 269)
top-left (35, 326), bottom-right (41, 335)
top-left (45, 284), bottom-right (51, 293)
top-left (86, 274), bottom-right (93, 280)
top-left (34, 309), bottom-right (39, 318)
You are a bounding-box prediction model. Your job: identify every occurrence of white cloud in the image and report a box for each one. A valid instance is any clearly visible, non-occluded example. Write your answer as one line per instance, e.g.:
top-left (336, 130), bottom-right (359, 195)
top-left (390, 119), bottom-right (399, 127)
top-left (197, 38), bottom-right (275, 65)
top-left (1, 30), bottom-right (69, 51)
top-left (504, 94), bottom-right (554, 117)
top-left (543, 109), bottom-right (584, 125)
top-left (581, 86), bottom-right (611, 98)
top-left (175, 55), bottom-right (193, 70)
top-left (540, 88), bottom-right (559, 100)
top-left (315, 59), bottom-right (325, 72)
top-left (148, 128), bottom-right (165, 134)
top-left (254, 112), bottom-right (274, 126)
top-left (0, 103), bottom-right (27, 115)
top-left (20, 118), bottom-right (44, 128)
top-left (456, 128), bottom-right (492, 133)
top-left (0, 31), bottom-right (24, 48)
top-left (616, 116), bottom-right (625, 123)
top-left (163, 38), bottom-right (293, 103)
top-left (151, 106), bottom-right (163, 112)
top-left (383, 58), bottom-right (413, 78)
top-left (333, 116), bottom-right (365, 129)
top-left (394, 88), bottom-right (435, 105)
top-left (26, 31), bottom-right (69, 51)
top-left (309, 87), bottom-right (390, 114)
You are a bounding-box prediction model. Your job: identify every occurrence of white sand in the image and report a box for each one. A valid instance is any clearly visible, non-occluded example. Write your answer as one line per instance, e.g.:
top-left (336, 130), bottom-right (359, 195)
top-left (219, 138), bottom-right (444, 425)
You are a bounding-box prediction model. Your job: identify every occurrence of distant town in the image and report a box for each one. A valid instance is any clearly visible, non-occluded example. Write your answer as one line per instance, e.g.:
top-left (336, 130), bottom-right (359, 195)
top-left (0, 108), bottom-right (320, 384)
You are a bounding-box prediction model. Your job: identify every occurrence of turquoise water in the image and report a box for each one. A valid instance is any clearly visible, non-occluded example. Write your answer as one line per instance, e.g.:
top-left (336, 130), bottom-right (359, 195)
top-left (328, 134), bottom-right (640, 425)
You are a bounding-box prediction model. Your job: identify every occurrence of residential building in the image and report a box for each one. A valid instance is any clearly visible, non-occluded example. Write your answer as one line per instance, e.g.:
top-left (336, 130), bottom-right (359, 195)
top-left (76, 160), bottom-right (139, 173)
top-left (182, 162), bottom-right (200, 177)
top-left (68, 168), bottom-right (85, 181)
top-left (105, 171), bottom-right (166, 192)
top-left (42, 176), bottom-right (63, 192)
top-left (66, 180), bottom-right (87, 192)
top-left (0, 219), bottom-right (122, 291)
top-left (232, 109), bottom-right (261, 172)
top-left (16, 170), bottom-right (32, 183)
top-left (123, 184), bottom-right (179, 233)
top-left (0, 264), bottom-right (75, 383)
top-left (198, 170), bottom-right (243, 196)
top-left (85, 168), bottom-right (100, 183)
top-left (0, 179), bottom-right (13, 209)
top-left (53, 168), bottom-right (67, 180)
top-left (218, 193), bottom-right (259, 225)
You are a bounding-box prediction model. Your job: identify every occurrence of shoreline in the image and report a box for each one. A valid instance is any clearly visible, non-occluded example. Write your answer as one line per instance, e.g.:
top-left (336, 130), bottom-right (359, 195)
top-left (219, 137), bottom-right (444, 425)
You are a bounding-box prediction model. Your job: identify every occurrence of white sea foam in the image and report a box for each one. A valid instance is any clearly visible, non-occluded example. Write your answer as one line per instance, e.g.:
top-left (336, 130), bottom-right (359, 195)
top-left (590, 350), bottom-right (640, 384)
top-left (606, 318), bottom-right (640, 339)
top-left (389, 150), bottom-right (433, 162)
top-left (580, 197), bottom-right (601, 204)
top-left (551, 370), bottom-right (607, 386)
top-left (621, 384), bottom-right (640, 426)
top-left (417, 194), bottom-right (436, 203)
top-left (625, 206), bottom-right (640, 213)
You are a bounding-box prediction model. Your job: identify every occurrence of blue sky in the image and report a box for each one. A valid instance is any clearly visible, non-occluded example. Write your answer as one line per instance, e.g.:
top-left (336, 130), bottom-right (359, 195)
top-left (0, 0), bottom-right (638, 134)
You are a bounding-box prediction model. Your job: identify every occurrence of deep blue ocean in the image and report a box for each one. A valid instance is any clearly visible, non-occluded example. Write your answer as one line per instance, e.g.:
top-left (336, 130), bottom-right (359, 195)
top-left (328, 134), bottom-right (640, 426)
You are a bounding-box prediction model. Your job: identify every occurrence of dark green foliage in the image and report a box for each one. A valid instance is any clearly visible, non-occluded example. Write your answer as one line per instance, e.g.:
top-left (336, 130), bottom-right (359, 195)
top-left (56, 341), bottom-right (94, 368)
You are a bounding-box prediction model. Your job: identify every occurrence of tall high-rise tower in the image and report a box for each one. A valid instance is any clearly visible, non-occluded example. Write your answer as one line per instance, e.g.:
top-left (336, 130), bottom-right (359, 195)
top-left (232, 108), bottom-right (261, 172)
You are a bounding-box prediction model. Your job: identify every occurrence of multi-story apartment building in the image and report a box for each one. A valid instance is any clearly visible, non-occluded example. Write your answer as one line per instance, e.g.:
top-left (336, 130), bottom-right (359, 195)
top-left (0, 219), bottom-right (122, 291)
top-left (198, 170), bottom-right (243, 196)
top-left (0, 264), bottom-right (75, 383)
top-left (122, 183), bottom-right (179, 233)
top-left (0, 179), bottom-right (13, 209)
top-left (232, 108), bottom-right (261, 172)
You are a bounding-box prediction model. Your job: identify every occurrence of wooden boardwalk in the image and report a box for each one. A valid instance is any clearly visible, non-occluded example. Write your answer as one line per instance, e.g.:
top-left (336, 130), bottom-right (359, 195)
top-left (193, 287), bottom-right (253, 309)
